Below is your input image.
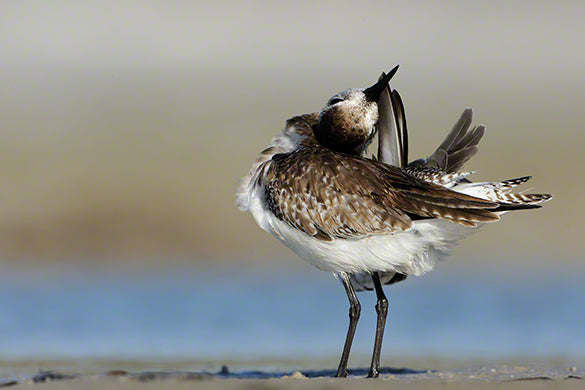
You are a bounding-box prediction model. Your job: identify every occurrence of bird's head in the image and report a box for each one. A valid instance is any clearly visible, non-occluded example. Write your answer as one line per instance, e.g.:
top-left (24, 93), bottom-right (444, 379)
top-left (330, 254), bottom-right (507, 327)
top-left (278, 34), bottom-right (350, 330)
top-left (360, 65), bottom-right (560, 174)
top-left (313, 65), bottom-right (399, 155)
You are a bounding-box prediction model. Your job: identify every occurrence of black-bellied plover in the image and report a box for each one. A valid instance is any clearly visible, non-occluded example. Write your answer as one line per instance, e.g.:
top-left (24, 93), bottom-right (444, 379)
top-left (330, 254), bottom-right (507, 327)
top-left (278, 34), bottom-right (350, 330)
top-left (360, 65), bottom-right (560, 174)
top-left (236, 66), bottom-right (551, 378)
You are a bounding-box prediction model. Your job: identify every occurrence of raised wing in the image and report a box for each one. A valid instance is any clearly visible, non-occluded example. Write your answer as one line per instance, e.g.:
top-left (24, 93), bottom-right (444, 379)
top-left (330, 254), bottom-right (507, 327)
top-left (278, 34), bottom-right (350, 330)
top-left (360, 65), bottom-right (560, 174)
top-left (409, 108), bottom-right (485, 173)
top-left (376, 73), bottom-right (485, 175)
top-left (377, 73), bottom-right (408, 167)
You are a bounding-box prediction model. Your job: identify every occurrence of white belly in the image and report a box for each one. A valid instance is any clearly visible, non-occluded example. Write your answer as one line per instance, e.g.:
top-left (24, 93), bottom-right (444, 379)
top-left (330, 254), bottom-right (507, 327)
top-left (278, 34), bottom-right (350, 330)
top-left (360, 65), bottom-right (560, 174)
top-left (249, 187), bottom-right (477, 276)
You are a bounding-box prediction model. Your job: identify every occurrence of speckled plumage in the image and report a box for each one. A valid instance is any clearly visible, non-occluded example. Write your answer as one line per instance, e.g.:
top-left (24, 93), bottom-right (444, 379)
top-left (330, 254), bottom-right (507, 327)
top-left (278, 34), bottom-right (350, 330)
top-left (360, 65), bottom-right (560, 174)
top-left (237, 93), bottom-right (551, 276)
top-left (264, 145), bottom-right (501, 242)
top-left (237, 68), bottom-right (551, 378)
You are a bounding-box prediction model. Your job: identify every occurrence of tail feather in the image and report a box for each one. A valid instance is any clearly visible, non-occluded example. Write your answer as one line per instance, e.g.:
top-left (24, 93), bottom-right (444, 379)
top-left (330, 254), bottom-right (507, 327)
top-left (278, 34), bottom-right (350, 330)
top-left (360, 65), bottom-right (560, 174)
top-left (493, 203), bottom-right (542, 212)
top-left (455, 176), bottom-right (552, 208)
top-left (498, 176), bottom-right (532, 189)
top-left (498, 193), bottom-right (552, 205)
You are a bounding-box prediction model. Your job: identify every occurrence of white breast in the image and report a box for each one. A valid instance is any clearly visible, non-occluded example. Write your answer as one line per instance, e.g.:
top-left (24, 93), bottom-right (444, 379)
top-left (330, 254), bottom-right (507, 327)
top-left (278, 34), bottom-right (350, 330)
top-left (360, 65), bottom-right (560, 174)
top-left (236, 130), bottom-right (299, 213)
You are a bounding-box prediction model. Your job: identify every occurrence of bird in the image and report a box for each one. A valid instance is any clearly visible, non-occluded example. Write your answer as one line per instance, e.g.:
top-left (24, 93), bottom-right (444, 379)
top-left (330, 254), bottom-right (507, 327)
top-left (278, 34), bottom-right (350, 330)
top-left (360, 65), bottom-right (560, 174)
top-left (236, 66), bottom-right (551, 378)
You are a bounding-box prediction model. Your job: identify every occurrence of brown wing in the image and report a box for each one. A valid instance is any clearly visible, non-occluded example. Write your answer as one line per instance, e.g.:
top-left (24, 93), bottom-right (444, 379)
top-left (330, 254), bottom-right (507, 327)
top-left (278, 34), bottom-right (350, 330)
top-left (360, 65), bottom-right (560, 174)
top-left (264, 146), bottom-right (500, 241)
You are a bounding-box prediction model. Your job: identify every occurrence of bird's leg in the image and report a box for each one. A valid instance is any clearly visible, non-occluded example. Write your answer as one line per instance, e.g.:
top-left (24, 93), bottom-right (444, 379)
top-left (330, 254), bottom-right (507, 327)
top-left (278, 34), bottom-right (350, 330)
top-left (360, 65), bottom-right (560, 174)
top-left (335, 272), bottom-right (361, 378)
top-left (367, 271), bottom-right (388, 378)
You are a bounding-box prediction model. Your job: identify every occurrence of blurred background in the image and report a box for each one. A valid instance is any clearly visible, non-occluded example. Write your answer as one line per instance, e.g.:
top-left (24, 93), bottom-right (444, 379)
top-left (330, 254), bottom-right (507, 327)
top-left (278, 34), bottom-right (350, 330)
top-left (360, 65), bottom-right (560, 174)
top-left (0, 1), bottom-right (583, 367)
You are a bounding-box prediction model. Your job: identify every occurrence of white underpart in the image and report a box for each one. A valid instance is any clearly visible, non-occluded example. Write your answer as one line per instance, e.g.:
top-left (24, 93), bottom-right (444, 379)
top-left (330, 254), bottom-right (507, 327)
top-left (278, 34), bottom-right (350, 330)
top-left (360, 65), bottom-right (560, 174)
top-left (260, 204), bottom-right (478, 275)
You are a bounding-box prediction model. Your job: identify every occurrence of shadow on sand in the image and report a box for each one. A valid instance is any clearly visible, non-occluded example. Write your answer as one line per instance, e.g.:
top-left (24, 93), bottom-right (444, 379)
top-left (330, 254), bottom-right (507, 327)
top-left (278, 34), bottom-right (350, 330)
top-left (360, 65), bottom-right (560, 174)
top-left (217, 366), bottom-right (429, 379)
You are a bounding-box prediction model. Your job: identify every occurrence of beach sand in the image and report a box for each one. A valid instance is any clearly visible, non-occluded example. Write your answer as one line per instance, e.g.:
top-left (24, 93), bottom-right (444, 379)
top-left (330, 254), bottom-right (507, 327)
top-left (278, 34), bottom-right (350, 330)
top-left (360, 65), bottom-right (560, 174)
top-left (2, 359), bottom-right (583, 389)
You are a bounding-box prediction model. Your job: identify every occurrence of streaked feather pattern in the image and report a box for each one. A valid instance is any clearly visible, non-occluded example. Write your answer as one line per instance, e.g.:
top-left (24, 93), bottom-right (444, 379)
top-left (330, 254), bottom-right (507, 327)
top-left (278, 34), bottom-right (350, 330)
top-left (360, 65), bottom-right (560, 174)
top-left (263, 145), bottom-right (500, 242)
top-left (404, 168), bottom-right (473, 188)
top-left (454, 177), bottom-right (552, 206)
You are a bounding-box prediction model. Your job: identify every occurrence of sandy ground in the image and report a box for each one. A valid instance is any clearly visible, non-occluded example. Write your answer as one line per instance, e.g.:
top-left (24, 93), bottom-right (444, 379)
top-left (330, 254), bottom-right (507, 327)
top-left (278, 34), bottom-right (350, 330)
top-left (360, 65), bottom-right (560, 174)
top-left (1, 359), bottom-right (584, 389)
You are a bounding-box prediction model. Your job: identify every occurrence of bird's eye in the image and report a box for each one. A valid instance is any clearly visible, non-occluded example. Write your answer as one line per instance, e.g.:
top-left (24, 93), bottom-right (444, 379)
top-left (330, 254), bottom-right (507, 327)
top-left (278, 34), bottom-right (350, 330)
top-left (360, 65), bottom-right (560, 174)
top-left (328, 97), bottom-right (343, 105)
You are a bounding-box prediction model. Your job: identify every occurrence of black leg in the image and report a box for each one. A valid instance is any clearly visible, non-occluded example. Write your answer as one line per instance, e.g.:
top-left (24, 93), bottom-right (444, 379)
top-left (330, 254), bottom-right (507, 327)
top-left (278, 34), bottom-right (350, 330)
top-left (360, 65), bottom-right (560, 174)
top-left (335, 272), bottom-right (361, 378)
top-left (367, 272), bottom-right (388, 378)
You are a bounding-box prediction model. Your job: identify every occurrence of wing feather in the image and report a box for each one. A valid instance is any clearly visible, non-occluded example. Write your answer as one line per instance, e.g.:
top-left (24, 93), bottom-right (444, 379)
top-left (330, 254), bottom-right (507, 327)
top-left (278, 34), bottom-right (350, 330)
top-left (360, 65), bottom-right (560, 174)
top-left (264, 146), bottom-right (499, 241)
top-left (420, 109), bottom-right (486, 173)
top-left (391, 89), bottom-right (408, 168)
top-left (376, 73), bottom-right (408, 167)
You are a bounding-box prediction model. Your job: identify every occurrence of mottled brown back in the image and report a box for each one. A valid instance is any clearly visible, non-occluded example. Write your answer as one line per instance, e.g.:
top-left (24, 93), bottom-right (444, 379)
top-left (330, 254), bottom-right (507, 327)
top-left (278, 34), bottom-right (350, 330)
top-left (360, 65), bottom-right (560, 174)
top-left (264, 145), bottom-right (500, 241)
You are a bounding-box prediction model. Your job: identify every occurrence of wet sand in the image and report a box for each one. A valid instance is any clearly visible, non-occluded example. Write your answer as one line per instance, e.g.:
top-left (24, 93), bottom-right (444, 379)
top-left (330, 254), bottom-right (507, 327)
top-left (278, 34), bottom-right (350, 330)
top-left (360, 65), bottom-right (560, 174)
top-left (8, 378), bottom-right (585, 390)
top-left (2, 359), bottom-right (583, 389)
